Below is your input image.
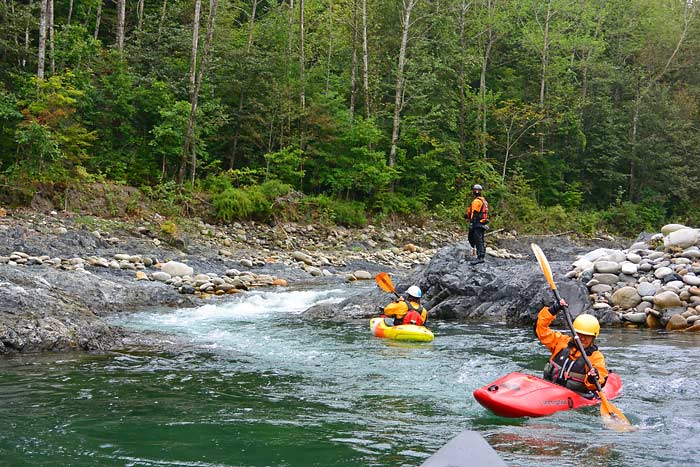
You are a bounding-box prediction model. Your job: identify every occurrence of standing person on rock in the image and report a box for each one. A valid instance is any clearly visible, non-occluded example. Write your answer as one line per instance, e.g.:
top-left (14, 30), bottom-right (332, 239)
top-left (536, 298), bottom-right (609, 398)
top-left (465, 184), bottom-right (489, 264)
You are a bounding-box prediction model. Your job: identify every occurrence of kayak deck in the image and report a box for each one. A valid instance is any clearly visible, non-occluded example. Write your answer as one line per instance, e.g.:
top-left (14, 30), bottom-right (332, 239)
top-left (370, 317), bottom-right (434, 342)
top-left (473, 371), bottom-right (623, 418)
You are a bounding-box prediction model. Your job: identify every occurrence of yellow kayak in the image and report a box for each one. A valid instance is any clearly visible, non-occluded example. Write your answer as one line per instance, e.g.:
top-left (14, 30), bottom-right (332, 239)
top-left (369, 317), bottom-right (434, 342)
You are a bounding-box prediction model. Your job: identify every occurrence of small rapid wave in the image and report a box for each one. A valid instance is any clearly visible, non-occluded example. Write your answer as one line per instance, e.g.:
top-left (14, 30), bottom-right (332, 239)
top-left (119, 287), bottom-right (348, 328)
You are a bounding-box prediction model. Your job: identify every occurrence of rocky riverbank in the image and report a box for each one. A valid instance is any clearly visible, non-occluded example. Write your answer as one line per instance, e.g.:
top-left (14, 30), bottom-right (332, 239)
top-left (4, 206), bottom-right (672, 355)
top-left (566, 224), bottom-right (700, 332)
top-left (0, 207), bottom-right (477, 353)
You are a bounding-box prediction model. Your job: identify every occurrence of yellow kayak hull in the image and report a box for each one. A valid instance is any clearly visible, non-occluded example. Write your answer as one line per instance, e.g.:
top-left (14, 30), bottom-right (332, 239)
top-left (370, 317), bottom-right (434, 342)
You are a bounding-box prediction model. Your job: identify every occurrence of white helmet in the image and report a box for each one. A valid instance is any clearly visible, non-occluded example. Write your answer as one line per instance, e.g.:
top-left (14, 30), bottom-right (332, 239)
top-left (406, 285), bottom-right (422, 299)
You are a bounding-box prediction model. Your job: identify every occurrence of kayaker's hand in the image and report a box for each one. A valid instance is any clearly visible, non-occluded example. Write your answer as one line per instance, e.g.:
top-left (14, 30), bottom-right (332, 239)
top-left (587, 367), bottom-right (599, 380)
top-left (549, 298), bottom-right (568, 315)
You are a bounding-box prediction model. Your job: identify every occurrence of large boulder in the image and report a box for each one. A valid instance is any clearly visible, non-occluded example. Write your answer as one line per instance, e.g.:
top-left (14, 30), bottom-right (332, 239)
top-left (611, 286), bottom-right (642, 309)
top-left (305, 242), bottom-right (609, 326)
top-left (664, 228), bottom-right (700, 249)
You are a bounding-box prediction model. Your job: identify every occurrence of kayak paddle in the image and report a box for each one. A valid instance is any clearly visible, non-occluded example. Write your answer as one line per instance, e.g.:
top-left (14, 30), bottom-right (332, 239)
top-left (531, 243), bottom-right (634, 432)
top-left (375, 272), bottom-right (401, 299)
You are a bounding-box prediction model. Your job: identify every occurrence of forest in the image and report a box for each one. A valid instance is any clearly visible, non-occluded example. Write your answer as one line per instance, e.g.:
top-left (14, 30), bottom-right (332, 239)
top-left (1, 0), bottom-right (699, 235)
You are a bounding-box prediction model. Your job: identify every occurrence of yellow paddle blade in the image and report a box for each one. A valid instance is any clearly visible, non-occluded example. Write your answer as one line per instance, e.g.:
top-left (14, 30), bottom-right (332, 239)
top-left (600, 394), bottom-right (635, 432)
top-left (531, 243), bottom-right (557, 291)
top-left (374, 272), bottom-right (396, 294)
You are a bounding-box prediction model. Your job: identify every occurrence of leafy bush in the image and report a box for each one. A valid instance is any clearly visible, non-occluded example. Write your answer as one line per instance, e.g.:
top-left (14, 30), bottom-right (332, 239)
top-left (299, 194), bottom-right (335, 223)
top-left (12, 74), bottom-right (96, 183)
top-left (203, 169), bottom-right (268, 192)
top-left (207, 178), bottom-right (293, 223)
top-left (372, 190), bottom-right (426, 217)
top-left (537, 205), bottom-right (599, 236)
top-left (492, 190), bottom-right (539, 233)
top-left (299, 195), bottom-right (367, 227)
top-left (140, 181), bottom-right (183, 217)
top-left (330, 199), bottom-right (367, 227)
top-left (202, 172), bottom-right (234, 193)
top-left (212, 187), bottom-right (258, 222)
top-left (160, 220), bottom-right (179, 236)
top-left (263, 147), bottom-right (305, 188)
top-left (601, 201), bottom-right (666, 237)
top-left (259, 179), bottom-right (294, 200)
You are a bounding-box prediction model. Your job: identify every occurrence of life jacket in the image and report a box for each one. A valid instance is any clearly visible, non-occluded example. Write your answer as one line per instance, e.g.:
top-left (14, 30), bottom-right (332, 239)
top-left (466, 196), bottom-right (489, 224)
top-left (543, 341), bottom-right (605, 395)
top-left (393, 301), bottom-right (427, 326)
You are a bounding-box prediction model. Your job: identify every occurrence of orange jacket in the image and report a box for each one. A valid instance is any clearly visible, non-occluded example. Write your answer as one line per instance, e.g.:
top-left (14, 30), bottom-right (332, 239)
top-left (466, 196), bottom-right (489, 224)
top-left (535, 307), bottom-right (608, 391)
top-left (383, 300), bottom-right (427, 325)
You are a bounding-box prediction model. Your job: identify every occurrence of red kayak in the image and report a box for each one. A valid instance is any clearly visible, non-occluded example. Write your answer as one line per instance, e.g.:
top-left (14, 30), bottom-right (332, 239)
top-left (473, 371), bottom-right (623, 418)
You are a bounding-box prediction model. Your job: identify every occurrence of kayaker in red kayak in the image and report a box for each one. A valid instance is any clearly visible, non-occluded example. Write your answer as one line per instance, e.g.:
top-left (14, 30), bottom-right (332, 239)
top-left (382, 286), bottom-right (428, 326)
top-left (536, 299), bottom-right (608, 398)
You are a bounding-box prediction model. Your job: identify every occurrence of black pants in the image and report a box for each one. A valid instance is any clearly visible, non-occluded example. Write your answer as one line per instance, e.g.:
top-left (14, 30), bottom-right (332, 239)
top-left (468, 225), bottom-right (486, 259)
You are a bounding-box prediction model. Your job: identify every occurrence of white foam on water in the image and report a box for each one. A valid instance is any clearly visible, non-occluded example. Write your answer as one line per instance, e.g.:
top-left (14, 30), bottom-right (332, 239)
top-left (122, 288), bottom-right (346, 331)
top-left (116, 287), bottom-right (354, 368)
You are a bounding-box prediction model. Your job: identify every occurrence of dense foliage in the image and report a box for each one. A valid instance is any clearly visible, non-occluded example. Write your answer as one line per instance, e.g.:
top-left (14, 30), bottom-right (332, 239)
top-left (1, 0), bottom-right (699, 234)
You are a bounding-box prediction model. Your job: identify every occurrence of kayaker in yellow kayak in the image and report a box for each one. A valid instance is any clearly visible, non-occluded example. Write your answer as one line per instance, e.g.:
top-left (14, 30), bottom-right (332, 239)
top-left (536, 298), bottom-right (608, 398)
top-left (383, 285), bottom-right (428, 326)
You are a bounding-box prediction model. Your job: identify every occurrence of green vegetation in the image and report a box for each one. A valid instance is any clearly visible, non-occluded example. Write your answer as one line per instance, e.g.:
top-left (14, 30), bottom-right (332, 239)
top-left (1, 0), bottom-right (699, 235)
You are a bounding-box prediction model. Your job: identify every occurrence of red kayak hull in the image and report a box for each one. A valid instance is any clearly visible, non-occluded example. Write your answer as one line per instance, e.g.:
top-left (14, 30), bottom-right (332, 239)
top-left (473, 371), bottom-right (623, 418)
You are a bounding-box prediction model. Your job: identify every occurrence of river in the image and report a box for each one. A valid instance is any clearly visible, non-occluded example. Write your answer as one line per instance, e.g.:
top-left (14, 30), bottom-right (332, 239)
top-left (1, 284), bottom-right (698, 466)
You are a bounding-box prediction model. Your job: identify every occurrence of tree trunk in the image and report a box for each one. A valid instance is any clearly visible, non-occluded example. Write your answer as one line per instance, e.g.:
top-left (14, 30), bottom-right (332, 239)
top-left (23, 0), bottom-right (32, 68)
top-left (178, 0), bottom-right (202, 186)
top-left (37, 0), bottom-right (47, 78)
top-left (349, 0), bottom-right (358, 120)
top-left (629, 90), bottom-right (640, 202)
top-left (116, 0), bottom-right (126, 51)
top-left (158, 0), bottom-right (167, 38)
top-left (477, 0), bottom-right (498, 158)
top-left (388, 0), bottom-right (417, 167)
top-left (9, 0), bottom-right (19, 66)
top-left (538, 0), bottom-right (552, 156)
top-left (325, 0), bottom-right (333, 92)
top-left (67, 0), bottom-right (73, 25)
top-left (137, 0), bottom-right (145, 32)
top-left (299, 0), bottom-right (306, 150)
top-left (180, 0), bottom-right (219, 187)
top-left (189, 0), bottom-right (219, 186)
top-left (94, 2), bottom-right (102, 39)
top-left (48, 0), bottom-right (54, 74)
top-left (361, 0), bottom-right (370, 119)
top-left (283, 0), bottom-right (294, 147)
top-left (580, 6), bottom-right (604, 103)
top-left (457, 0), bottom-right (470, 158)
top-left (229, 0), bottom-right (259, 169)
top-left (479, 27), bottom-right (493, 158)
top-left (245, 1), bottom-right (257, 54)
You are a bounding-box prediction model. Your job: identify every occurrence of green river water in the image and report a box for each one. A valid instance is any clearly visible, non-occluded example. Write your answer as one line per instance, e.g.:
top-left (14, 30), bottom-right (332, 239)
top-left (1, 284), bottom-right (698, 466)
